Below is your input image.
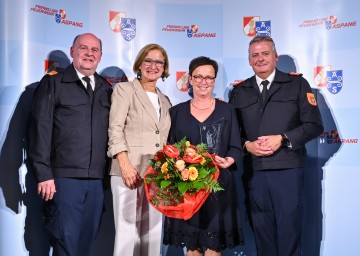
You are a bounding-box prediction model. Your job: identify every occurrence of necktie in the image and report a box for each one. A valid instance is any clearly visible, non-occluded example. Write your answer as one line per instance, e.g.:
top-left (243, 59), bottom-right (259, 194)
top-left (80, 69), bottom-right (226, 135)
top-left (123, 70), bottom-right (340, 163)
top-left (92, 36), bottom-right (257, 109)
top-left (83, 76), bottom-right (93, 99)
top-left (261, 80), bottom-right (270, 102)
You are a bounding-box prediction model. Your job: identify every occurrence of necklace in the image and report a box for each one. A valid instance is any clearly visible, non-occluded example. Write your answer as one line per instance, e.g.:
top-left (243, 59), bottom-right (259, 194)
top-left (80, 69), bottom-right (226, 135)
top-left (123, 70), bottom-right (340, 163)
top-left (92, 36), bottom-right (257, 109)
top-left (191, 99), bottom-right (214, 110)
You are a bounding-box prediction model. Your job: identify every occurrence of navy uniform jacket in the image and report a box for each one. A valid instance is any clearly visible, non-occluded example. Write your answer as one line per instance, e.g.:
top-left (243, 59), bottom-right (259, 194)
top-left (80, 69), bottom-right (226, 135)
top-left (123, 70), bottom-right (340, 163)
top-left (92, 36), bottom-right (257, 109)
top-left (29, 64), bottom-right (112, 182)
top-left (229, 69), bottom-right (323, 171)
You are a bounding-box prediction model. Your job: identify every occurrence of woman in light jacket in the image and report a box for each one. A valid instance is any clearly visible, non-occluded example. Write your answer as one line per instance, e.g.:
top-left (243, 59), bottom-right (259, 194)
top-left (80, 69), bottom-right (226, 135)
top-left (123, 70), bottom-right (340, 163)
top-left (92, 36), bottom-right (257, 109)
top-left (107, 44), bottom-right (171, 256)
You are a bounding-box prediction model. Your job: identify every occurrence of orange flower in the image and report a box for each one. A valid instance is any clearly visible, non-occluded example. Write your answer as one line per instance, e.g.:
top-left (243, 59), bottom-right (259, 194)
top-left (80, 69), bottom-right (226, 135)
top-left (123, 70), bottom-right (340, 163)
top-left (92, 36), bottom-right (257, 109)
top-left (189, 167), bottom-right (198, 181)
top-left (161, 162), bottom-right (168, 173)
top-left (181, 169), bottom-right (190, 181)
top-left (185, 147), bottom-right (196, 157)
top-left (175, 160), bottom-right (186, 171)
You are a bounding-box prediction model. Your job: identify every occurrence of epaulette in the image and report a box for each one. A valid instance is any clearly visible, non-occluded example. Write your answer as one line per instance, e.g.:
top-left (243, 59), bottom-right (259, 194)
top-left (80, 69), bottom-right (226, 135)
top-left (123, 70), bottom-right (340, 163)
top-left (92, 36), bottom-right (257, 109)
top-left (99, 75), bottom-right (113, 88)
top-left (47, 70), bottom-right (58, 76)
top-left (289, 72), bottom-right (303, 77)
top-left (105, 78), bottom-right (113, 86)
top-left (231, 80), bottom-right (245, 88)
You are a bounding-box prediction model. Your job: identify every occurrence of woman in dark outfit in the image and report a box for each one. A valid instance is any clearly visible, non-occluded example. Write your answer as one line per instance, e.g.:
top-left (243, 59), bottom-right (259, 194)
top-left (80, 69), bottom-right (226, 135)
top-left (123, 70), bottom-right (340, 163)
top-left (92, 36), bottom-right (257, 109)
top-left (163, 56), bottom-right (244, 255)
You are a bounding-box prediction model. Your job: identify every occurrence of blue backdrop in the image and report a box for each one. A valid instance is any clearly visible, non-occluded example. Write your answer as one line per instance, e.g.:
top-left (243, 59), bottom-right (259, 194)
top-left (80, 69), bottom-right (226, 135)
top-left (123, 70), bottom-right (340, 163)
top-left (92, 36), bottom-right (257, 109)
top-left (1, 0), bottom-right (359, 255)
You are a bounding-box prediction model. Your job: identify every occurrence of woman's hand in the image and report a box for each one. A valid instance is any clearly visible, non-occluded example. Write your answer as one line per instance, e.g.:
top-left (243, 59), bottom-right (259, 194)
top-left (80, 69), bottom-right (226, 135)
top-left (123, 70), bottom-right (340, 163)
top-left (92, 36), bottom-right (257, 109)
top-left (214, 155), bottom-right (235, 169)
top-left (116, 152), bottom-right (142, 189)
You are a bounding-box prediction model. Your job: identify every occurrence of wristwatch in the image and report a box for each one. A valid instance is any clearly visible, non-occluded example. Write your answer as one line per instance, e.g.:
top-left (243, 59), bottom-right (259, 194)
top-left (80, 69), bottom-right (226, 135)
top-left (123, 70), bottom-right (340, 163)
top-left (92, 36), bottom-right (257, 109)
top-left (281, 133), bottom-right (290, 148)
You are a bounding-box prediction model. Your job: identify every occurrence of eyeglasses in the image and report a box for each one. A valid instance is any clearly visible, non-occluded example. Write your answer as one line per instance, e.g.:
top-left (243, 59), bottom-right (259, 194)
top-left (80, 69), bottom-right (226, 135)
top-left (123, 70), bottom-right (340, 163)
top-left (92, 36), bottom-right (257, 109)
top-left (143, 58), bottom-right (165, 68)
top-left (191, 75), bottom-right (215, 84)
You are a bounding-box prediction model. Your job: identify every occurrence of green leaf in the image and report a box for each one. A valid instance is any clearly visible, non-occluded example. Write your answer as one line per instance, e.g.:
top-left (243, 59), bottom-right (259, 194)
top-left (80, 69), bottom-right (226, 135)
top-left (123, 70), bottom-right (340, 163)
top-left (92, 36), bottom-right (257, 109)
top-left (178, 181), bottom-right (190, 193)
top-left (197, 168), bottom-right (209, 179)
top-left (208, 166), bottom-right (217, 174)
top-left (160, 180), bottom-right (171, 188)
top-left (192, 180), bottom-right (205, 190)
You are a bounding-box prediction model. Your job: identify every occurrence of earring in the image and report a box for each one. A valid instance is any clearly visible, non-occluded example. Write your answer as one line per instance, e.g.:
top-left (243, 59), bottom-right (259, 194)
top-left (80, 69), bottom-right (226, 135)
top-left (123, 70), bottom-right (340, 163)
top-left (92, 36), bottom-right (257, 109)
top-left (161, 74), bottom-right (165, 82)
top-left (137, 71), bottom-right (142, 80)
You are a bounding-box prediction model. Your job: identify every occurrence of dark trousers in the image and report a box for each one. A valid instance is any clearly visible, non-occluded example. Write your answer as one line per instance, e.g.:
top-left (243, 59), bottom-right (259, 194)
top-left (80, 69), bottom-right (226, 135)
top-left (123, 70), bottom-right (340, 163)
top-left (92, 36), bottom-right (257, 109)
top-left (43, 178), bottom-right (104, 256)
top-left (246, 168), bottom-right (304, 256)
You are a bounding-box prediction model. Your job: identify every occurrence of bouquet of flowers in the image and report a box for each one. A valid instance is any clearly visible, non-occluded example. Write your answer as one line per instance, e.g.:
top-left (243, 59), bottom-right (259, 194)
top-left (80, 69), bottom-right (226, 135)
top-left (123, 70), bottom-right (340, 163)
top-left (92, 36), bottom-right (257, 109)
top-left (144, 137), bottom-right (223, 220)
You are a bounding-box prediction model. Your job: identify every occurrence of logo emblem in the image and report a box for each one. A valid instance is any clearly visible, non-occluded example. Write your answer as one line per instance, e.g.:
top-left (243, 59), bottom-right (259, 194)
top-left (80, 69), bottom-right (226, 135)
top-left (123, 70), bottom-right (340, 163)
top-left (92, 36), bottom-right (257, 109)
top-left (307, 93), bottom-right (317, 106)
top-left (60, 9), bottom-right (66, 20)
top-left (191, 24), bottom-right (198, 33)
top-left (255, 20), bottom-right (271, 36)
top-left (187, 28), bottom-right (194, 38)
top-left (243, 16), bottom-right (260, 36)
top-left (109, 11), bottom-right (126, 32)
top-left (326, 70), bottom-right (343, 94)
top-left (121, 18), bottom-right (136, 41)
top-left (176, 72), bottom-right (189, 92)
top-left (330, 15), bottom-right (338, 24)
top-left (314, 66), bottom-right (331, 87)
top-left (44, 60), bottom-right (60, 74)
top-left (325, 21), bottom-right (332, 30)
top-left (55, 12), bottom-right (61, 24)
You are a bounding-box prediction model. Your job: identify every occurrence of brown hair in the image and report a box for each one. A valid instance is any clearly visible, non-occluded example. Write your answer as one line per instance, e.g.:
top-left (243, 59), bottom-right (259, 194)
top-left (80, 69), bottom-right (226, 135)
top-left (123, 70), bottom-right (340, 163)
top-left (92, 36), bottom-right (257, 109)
top-left (133, 43), bottom-right (170, 79)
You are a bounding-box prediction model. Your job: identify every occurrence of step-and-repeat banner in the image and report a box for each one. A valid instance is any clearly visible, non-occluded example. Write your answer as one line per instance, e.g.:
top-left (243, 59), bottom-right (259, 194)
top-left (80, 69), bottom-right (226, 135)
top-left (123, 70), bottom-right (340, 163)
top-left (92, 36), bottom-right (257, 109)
top-left (1, 0), bottom-right (359, 255)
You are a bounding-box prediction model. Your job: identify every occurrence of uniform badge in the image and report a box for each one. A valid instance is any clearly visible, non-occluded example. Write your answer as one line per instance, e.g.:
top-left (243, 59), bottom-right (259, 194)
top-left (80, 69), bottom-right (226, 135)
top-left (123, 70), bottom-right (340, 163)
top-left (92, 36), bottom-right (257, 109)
top-left (326, 70), bottom-right (343, 94)
top-left (231, 80), bottom-right (245, 87)
top-left (47, 70), bottom-right (58, 76)
top-left (44, 59), bottom-right (60, 75)
top-left (243, 16), bottom-right (260, 37)
top-left (255, 20), bottom-right (271, 36)
top-left (121, 18), bottom-right (136, 41)
top-left (307, 93), bottom-right (317, 106)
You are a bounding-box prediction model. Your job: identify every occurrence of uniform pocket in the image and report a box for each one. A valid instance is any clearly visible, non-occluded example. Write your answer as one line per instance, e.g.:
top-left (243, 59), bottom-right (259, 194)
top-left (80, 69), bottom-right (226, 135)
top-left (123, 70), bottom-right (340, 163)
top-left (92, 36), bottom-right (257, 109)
top-left (57, 97), bottom-right (89, 127)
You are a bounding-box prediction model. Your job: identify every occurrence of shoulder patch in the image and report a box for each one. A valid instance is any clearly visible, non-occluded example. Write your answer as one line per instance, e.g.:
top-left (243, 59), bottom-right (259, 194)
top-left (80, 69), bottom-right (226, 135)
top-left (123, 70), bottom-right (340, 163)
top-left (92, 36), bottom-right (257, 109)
top-left (307, 93), bottom-right (317, 106)
top-left (47, 70), bottom-right (58, 76)
top-left (231, 80), bottom-right (245, 87)
top-left (289, 72), bottom-right (303, 77)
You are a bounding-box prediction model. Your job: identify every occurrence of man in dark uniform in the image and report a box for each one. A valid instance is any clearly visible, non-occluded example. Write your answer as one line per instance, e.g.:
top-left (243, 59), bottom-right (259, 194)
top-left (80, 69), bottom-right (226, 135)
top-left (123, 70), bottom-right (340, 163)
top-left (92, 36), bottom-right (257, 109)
top-left (28, 33), bottom-right (112, 256)
top-left (229, 35), bottom-right (323, 256)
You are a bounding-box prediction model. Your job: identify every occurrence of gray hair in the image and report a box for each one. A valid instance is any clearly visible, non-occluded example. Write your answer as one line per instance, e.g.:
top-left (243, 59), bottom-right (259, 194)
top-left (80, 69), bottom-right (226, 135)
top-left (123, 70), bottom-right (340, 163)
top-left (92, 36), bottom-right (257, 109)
top-left (248, 35), bottom-right (277, 56)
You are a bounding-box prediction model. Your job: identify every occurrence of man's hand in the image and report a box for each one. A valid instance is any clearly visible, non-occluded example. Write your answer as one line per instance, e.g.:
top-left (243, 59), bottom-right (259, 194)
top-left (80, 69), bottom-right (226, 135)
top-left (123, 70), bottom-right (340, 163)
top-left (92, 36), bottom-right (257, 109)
top-left (38, 179), bottom-right (56, 201)
top-left (245, 138), bottom-right (274, 157)
top-left (258, 135), bottom-right (282, 152)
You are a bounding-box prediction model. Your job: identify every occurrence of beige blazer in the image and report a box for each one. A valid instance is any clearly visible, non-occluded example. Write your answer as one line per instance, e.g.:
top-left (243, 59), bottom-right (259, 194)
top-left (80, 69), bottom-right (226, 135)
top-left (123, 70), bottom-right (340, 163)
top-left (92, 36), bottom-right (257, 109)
top-left (107, 79), bottom-right (172, 177)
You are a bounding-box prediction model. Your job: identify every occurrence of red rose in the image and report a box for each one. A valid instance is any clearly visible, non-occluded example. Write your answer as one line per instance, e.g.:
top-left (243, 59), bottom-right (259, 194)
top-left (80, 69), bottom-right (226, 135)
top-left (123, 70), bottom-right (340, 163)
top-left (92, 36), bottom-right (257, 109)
top-left (163, 145), bottom-right (180, 158)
